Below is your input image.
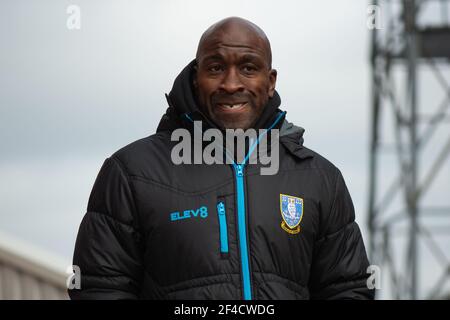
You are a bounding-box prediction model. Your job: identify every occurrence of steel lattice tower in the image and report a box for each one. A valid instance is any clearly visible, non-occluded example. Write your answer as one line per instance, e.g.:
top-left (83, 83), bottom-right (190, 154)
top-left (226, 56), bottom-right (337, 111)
top-left (368, 0), bottom-right (450, 299)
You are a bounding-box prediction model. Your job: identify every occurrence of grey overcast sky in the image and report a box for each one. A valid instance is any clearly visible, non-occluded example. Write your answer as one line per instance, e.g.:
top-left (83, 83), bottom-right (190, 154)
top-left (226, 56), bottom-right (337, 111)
top-left (0, 0), bottom-right (449, 299)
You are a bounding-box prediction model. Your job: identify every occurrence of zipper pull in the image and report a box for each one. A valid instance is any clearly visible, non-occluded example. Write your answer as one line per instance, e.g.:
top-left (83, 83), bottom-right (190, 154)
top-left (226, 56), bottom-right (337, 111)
top-left (217, 202), bottom-right (225, 215)
top-left (235, 164), bottom-right (244, 177)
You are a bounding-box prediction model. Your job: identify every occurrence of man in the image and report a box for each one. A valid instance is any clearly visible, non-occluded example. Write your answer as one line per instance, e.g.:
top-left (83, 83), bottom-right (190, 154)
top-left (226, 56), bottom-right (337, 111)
top-left (69, 17), bottom-right (374, 300)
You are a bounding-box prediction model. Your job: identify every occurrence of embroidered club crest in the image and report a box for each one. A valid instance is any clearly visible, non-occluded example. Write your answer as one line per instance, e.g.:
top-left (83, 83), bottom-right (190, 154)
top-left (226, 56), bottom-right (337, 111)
top-left (280, 194), bottom-right (303, 234)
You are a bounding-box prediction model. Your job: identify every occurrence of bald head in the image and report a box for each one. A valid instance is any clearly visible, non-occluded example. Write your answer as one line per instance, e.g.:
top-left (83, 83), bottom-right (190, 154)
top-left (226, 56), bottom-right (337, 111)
top-left (192, 17), bottom-right (277, 130)
top-left (196, 17), bottom-right (272, 68)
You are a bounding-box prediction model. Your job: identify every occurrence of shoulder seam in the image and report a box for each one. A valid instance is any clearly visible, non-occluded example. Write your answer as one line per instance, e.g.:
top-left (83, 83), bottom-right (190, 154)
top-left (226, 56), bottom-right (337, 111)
top-left (87, 210), bottom-right (137, 230)
top-left (106, 156), bottom-right (141, 232)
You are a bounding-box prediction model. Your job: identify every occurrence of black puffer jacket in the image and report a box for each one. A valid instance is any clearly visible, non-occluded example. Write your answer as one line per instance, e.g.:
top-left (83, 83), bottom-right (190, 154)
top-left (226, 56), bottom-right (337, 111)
top-left (69, 61), bottom-right (374, 300)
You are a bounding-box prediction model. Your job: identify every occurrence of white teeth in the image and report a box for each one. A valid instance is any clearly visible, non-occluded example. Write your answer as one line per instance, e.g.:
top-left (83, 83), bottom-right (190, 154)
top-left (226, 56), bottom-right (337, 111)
top-left (222, 103), bottom-right (244, 109)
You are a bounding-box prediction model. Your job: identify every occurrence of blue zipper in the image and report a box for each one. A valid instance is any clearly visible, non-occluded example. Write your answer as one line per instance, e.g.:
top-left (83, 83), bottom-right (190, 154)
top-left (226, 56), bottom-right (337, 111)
top-left (233, 111), bottom-right (285, 300)
top-left (216, 201), bottom-right (229, 254)
top-left (184, 110), bottom-right (286, 301)
top-left (233, 163), bottom-right (253, 300)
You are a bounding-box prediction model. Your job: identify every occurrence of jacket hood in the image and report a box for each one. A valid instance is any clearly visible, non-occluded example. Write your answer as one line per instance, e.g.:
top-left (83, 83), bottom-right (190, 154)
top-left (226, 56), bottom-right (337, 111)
top-left (279, 119), bottom-right (314, 160)
top-left (165, 59), bottom-right (199, 115)
top-left (280, 118), bottom-right (305, 142)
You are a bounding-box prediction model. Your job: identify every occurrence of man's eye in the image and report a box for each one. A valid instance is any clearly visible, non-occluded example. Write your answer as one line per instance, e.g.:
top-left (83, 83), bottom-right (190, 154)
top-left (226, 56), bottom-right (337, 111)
top-left (242, 64), bottom-right (258, 74)
top-left (208, 65), bottom-right (223, 73)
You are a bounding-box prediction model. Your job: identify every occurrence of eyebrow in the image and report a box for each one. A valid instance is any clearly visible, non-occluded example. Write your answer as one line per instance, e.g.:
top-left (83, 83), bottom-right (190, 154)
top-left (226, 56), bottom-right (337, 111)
top-left (201, 53), bottom-right (265, 66)
top-left (201, 54), bottom-right (225, 64)
top-left (239, 53), bottom-right (264, 64)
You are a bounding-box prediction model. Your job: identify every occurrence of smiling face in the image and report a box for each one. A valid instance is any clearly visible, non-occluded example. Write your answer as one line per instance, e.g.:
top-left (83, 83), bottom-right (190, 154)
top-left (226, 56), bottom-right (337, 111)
top-left (194, 18), bottom-right (277, 130)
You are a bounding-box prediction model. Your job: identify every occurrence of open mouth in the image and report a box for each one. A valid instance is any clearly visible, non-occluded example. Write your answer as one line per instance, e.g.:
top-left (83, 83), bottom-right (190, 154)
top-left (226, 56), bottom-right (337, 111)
top-left (216, 102), bottom-right (248, 113)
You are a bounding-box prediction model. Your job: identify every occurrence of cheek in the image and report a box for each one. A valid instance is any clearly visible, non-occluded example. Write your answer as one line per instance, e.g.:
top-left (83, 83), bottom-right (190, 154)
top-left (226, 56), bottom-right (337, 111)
top-left (252, 85), bottom-right (270, 104)
top-left (197, 80), bottom-right (218, 98)
top-left (196, 87), bottom-right (211, 104)
top-left (247, 78), bottom-right (270, 94)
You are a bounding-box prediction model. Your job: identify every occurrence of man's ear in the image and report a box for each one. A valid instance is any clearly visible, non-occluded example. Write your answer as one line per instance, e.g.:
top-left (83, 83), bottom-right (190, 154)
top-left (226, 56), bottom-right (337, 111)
top-left (268, 69), bottom-right (277, 98)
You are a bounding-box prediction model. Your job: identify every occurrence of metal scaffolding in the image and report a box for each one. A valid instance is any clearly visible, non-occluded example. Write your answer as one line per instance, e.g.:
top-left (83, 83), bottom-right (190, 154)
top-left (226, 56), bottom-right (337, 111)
top-left (368, 0), bottom-right (450, 299)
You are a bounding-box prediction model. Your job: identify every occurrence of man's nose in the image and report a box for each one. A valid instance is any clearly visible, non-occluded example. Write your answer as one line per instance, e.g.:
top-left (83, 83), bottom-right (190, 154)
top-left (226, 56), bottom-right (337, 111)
top-left (219, 68), bottom-right (244, 93)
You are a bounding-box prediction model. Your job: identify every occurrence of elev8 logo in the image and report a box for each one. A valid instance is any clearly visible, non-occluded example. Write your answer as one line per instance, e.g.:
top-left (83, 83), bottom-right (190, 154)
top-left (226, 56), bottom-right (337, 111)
top-left (170, 206), bottom-right (208, 222)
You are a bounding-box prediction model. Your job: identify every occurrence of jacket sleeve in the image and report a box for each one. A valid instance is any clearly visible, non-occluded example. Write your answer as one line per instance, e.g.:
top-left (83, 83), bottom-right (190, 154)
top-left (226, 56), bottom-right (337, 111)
top-left (69, 157), bottom-right (144, 299)
top-left (308, 169), bottom-right (375, 300)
